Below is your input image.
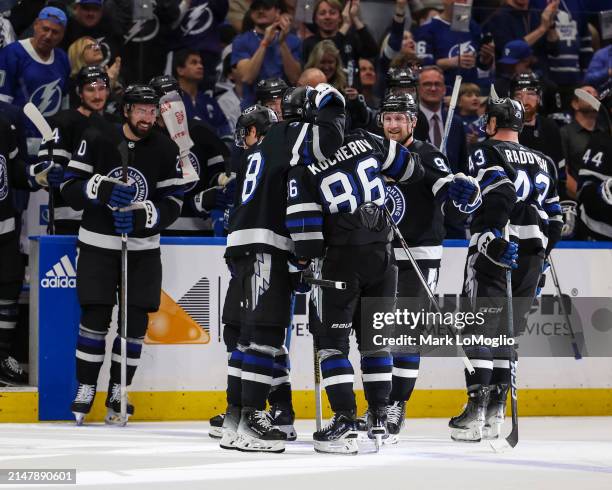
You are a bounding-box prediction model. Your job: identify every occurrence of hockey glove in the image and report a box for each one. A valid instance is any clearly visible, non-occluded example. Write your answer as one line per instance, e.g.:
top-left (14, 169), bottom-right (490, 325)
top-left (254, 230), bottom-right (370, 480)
top-left (476, 229), bottom-right (519, 269)
top-left (599, 178), bottom-right (612, 206)
top-left (313, 82), bottom-right (345, 110)
top-left (112, 200), bottom-right (159, 234)
top-left (448, 172), bottom-right (481, 213)
top-left (28, 161), bottom-right (65, 188)
top-left (85, 174), bottom-right (136, 209)
top-left (288, 257), bottom-right (312, 294)
top-left (536, 261), bottom-right (550, 297)
top-left (560, 200), bottom-right (577, 238)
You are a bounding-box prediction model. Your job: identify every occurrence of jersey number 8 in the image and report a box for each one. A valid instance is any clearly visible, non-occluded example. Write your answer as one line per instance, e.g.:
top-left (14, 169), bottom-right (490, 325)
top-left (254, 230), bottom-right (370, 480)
top-left (241, 151), bottom-right (264, 204)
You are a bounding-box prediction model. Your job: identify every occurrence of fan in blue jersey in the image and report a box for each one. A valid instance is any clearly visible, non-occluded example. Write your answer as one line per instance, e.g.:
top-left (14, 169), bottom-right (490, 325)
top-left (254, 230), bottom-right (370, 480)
top-left (414, 0), bottom-right (494, 94)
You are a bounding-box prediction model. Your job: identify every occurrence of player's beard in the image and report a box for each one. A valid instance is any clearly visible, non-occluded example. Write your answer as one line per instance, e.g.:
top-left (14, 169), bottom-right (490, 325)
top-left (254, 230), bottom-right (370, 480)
top-left (127, 118), bottom-right (153, 138)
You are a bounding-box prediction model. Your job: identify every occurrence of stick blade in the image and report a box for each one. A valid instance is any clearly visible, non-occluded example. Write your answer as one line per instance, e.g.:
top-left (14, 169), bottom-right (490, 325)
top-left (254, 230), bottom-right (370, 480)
top-left (574, 89), bottom-right (601, 111)
top-left (23, 102), bottom-right (54, 141)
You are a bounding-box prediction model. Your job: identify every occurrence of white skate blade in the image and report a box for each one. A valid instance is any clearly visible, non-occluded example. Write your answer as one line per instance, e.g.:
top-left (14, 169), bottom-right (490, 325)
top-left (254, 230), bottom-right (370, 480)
top-left (235, 433), bottom-right (285, 453)
top-left (482, 420), bottom-right (503, 440)
top-left (208, 426), bottom-right (223, 439)
top-left (219, 429), bottom-right (238, 450)
top-left (314, 434), bottom-right (358, 455)
top-left (383, 434), bottom-right (399, 445)
top-left (104, 409), bottom-right (129, 427)
top-left (73, 412), bottom-right (86, 426)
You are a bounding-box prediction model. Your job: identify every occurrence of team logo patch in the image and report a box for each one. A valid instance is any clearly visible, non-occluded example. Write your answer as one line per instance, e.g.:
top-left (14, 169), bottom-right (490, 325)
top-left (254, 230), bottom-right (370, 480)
top-left (385, 184), bottom-right (406, 224)
top-left (30, 79), bottom-right (62, 116)
top-left (181, 4), bottom-right (213, 36)
top-left (124, 15), bottom-right (160, 43)
top-left (0, 155), bottom-right (7, 201)
top-left (184, 152), bottom-right (200, 193)
top-left (107, 166), bottom-right (148, 202)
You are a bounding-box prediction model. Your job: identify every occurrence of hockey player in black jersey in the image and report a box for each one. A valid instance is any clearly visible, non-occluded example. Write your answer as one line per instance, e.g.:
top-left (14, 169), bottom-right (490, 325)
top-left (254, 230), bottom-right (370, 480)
top-left (286, 114), bottom-right (425, 454)
top-left (31, 65), bottom-right (118, 235)
top-left (60, 85), bottom-right (183, 426)
top-left (374, 93), bottom-right (481, 443)
top-left (576, 89), bottom-right (612, 240)
top-left (149, 75), bottom-right (231, 236)
top-left (221, 84), bottom-right (346, 453)
top-left (0, 117), bottom-right (31, 386)
top-left (255, 78), bottom-right (289, 120)
top-left (451, 96), bottom-right (563, 442)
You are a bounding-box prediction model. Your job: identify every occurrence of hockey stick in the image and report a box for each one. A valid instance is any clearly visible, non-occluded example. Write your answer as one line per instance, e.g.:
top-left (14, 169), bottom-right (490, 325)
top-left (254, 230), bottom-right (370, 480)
top-left (492, 227), bottom-right (518, 451)
top-left (548, 257), bottom-right (582, 360)
top-left (384, 207), bottom-right (475, 374)
top-left (440, 75), bottom-right (462, 156)
top-left (575, 88), bottom-right (611, 135)
top-left (23, 102), bottom-right (55, 234)
top-left (305, 277), bottom-right (346, 289)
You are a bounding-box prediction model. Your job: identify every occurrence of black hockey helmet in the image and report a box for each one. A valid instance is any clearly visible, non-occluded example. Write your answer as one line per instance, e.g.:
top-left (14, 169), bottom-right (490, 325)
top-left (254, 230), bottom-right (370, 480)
top-left (149, 75), bottom-right (179, 97)
top-left (122, 85), bottom-right (159, 109)
top-left (510, 72), bottom-right (542, 97)
top-left (386, 67), bottom-right (418, 89)
top-left (378, 93), bottom-right (418, 126)
top-left (76, 65), bottom-right (110, 93)
top-left (281, 86), bottom-right (312, 122)
top-left (235, 104), bottom-right (278, 148)
top-left (255, 78), bottom-right (289, 103)
top-left (484, 96), bottom-right (525, 133)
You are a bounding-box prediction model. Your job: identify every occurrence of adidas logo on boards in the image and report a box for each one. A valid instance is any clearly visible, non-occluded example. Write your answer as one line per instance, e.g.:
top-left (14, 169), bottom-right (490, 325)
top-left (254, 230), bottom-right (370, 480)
top-left (40, 255), bottom-right (77, 288)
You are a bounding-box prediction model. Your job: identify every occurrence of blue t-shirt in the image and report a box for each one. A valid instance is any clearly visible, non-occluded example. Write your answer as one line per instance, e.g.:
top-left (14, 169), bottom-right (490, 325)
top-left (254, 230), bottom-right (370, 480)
top-left (182, 90), bottom-right (231, 140)
top-left (231, 30), bottom-right (301, 108)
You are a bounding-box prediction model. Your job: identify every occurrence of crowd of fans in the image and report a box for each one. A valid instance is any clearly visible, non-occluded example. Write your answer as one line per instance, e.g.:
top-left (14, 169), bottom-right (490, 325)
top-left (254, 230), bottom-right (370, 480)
top-left (1, 0), bottom-right (611, 238)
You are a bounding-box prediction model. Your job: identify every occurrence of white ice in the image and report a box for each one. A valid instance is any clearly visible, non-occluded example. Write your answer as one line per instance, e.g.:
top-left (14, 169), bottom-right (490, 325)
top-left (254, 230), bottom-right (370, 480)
top-left (1, 418), bottom-right (611, 489)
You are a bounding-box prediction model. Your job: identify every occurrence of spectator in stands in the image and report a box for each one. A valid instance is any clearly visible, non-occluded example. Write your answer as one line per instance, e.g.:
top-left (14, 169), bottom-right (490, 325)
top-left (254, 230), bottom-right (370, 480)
top-left (166, 0), bottom-right (229, 90)
top-left (495, 39), bottom-right (535, 97)
top-left (412, 4), bottom-right (442, 27)
top-left (457, 82), bottom-right (485, 148)
top-left (302, 0), bottom-right (377, 84)
top-left (297, 67), bottom-right (327, 87)
top-left (377, 0), bottom-right (411, 96)
top-left (512, 72), bottom-right (566, 197)
top-left (414, 66), bottom-right (467, 174)
top-left (174, 49), bottom-right (232, 143)
top-left (1, 10), bottom-right (16, 49)
top-left (561, 85), bottom-right (606, 198)
top-left (484, 0), bottom-right (560, 66)
top-left (415, 0), bottom-right (494, 94)
top-left (216, 49), bottom-right (242, 135)
top-left (585, 45), bottom-right (612, 90)
top-left (304, 39), bottom-right (347, 92)
top-left (358, 58), bottom-right (379, 109)
top-left (227, 0), bottom-right (251, 33)
top-left (67, 36), bottom-right (122, 108)
top-left (231, 0), bottom-right (301, 108)
top-left (62, 0), bottom-right (123, 76)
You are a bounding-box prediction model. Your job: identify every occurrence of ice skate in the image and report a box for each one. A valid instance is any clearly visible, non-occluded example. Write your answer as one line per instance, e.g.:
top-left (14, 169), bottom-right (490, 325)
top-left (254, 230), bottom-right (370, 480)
top-left (0, 352), bottom-right (28, 386)
top-left (483, 383), bottom-right (509, 440)
top-left (71, 383), bottom-right (96, 426)
top-left (313, 412), bottom-right (359, 455)
top-left (104, 383), bottom-right (134, 427)
top-left (384, 401), bottom-right (406, 445)
top-left (366, 406), bottom-right (388, 451)
top-left (268, 403), bottom-right (297, 441)
top-left (449, 385), bottom-right (490, 442)
top-left (219, 405), bottom-right (240, 450)
top-left (234, 408), bottom-right (286, 453)
top-left (209, 412), bottom-right (225, 439)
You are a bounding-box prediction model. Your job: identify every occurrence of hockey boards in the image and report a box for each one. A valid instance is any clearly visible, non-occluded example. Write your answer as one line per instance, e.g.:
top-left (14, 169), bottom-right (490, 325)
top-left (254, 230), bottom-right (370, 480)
top-left (159, 91), bottom-right (199, 184)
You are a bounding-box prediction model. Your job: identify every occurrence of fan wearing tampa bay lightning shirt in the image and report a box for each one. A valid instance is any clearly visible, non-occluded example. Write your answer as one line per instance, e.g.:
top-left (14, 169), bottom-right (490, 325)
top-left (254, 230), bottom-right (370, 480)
top-left (0, 6), bottom-right (70, 157)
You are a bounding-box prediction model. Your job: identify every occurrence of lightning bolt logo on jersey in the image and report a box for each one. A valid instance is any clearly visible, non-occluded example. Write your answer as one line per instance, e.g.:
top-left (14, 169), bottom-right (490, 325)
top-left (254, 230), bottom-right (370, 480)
top-left (31, 79), bottom-right (62, 116)
top-left (124, 16), bottom-right (160, 43)
top-left (181, 3), bottom-right (213, 36)
top-left (251, 253), bottom-right (272, 310)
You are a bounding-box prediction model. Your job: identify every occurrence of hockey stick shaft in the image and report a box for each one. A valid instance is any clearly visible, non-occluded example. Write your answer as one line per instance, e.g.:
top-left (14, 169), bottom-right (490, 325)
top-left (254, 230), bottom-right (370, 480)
top-left (548, 257), bottom-right (582, 359)
top-left (47, 139), bottom-right (55, 235)
top-left (384, 207), bottom-right (475, 374)
top-left (313, 337), bottom-right (322, 431)
top-left (504, 227), bottom-right (518, 448)
top-left (305, 277), bottom-right (346, 289)
top-left (441, 75), bottom-right (462, 156)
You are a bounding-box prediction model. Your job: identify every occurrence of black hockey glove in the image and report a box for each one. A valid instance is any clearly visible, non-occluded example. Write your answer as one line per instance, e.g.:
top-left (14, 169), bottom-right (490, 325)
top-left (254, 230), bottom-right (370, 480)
top-left (112, 201), bottom-right (159, 234)
top-left (288, 257), bottom-right (312, 294)
top-left (476, 229), bottom-right (519, 269)
top-left (85, 174), bottom-right (136, 209)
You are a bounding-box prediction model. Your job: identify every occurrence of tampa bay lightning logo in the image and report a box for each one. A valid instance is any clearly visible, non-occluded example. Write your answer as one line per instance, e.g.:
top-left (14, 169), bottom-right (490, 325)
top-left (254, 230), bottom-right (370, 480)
top-left (448, 42), bottom-right (477, 59)
top-left (184, 151), bottom-right (200, 193)
top-left (384, 184), bottom-right (406, 224)
top-left (124, 15), bottom-right (160, 43)
top-left (107, 167), bottom-right (148, 201)
top-left (30, 79), bottom-right (62, 116)
top-left (96, 36), bottom-right (112, 67)
top-left (0, 155), bottom-right (7, 201)
top-left (181, 3), bottom-right (213, 36)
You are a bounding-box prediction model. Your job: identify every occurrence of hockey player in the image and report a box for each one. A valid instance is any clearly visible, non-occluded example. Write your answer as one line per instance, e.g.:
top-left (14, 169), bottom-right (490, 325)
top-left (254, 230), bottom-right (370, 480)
top-left (220, 84), bottom-right (346, 453)
top-left (0, 116), bottom-right (31, 386)
top-left (31, 65), bottom-right (117, 235)
top-left (451, 96), bottom-right (563, 442)
top-left (576, 88), bottom-right (612, 240)
top-left (255, 78), bottom-right (288, 120)
top-left (60, 85), bottom-right (183, 425)
top-left (149, 75), bottom-right (230, 236)
top-left (375, 93), bottom-right (481, 443)
top-left (286, 111), bottom-right (426, 454)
